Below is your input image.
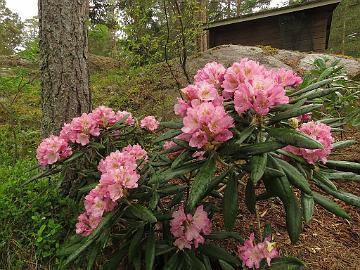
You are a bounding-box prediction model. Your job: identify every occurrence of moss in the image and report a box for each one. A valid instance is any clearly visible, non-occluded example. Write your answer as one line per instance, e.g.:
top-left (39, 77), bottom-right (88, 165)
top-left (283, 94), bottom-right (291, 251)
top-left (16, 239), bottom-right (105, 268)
top-left (257, 45), bottom-right (279, 56)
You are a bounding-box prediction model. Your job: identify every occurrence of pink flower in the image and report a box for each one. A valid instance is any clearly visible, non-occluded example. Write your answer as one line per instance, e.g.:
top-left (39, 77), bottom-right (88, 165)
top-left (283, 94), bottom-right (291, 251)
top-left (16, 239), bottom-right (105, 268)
top-left (273, 68), bottom-right (303, 87)
top-left (76, 145), bottom-right (147, 236)
top-left (194, 62), bottom-right (226, 88)
top-left (163, 140), bottom-right (184, 159)
top-left (170, 205), bottom-right (211, 250)
top-left (224, 59), bottom-right (294, 115)
top-left (36, 135), bottom-right (72, 166)
top-left (140, 116), bottom-right (160, 132)
top-left (189, 130), bottom-right (208, 149)
top-left (237, 233), bottom-right (279, 269)
top-left (90, 106), bottom-right (117, 128)
top-left (174, 98), bottom-right (190, 117)
top-left (283, 121), bottom-right (333, 164)
top-left (196, 81), bottom-right (219, 101)
top-left (181, 85), bottom-right (200, 101)
top-left (116, 111), bottom-right (135, 126)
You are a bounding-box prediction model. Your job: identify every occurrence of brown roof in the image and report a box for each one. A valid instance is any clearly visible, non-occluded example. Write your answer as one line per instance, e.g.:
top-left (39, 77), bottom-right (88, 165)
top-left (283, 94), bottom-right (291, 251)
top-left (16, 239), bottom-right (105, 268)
top-left (205, 0), bottom-right (341, 29)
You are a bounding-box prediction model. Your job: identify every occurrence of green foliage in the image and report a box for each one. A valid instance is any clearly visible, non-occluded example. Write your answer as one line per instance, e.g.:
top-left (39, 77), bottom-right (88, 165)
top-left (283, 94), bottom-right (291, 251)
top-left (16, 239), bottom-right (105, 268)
top-left (0, 160), bottom-right (76, 268)
top-left (0, 0), bottom-right (23, 55)
top-left (88, 24), bottom-right (114, 57)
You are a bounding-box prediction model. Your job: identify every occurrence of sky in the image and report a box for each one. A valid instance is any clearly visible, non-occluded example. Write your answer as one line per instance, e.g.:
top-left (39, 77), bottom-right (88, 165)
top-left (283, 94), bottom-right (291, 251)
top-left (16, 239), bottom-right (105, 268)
top-left (6, 0), bottom-right (286, 21)
top-left (6, 0), bottom-right (38, 20)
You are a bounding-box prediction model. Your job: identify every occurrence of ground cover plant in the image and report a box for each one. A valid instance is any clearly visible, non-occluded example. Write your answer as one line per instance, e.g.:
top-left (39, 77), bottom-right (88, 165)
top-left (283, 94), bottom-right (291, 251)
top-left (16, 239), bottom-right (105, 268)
top-left (31, 59), bottom-right (360, 269)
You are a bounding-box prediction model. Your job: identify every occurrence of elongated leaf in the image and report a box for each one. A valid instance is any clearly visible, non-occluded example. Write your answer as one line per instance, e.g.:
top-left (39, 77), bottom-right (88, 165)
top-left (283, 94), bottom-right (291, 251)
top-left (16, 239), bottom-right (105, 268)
top-left (313, 171), bottom-right (338, 190)
top-left (129, 227), bottom-right (144, 262)
top-left (269, 128), bottom-right (323, 149)
top-left (264, 167), bottom-right (286, 177)
top-left (275, 158), bottom-right (312, 195)
top-left (250, 154), bottom-right (267, 185)
top-left (154, 130), bottom-right (182, 143)
top-left (269, 256), bottom-right (305, 270)
top-left (199, 244), bottom-right (240, 266)
top-left (292, 87), bottom-right (340, 102)
top-left (62, 208), bottom-right (123, 267)
top-left (187, 156), bottom-right (217, 211)
top-left (129, 205), bottom-right (157, 223)
top-left (289, 78), bottom-right (334, 96)
top-left (235, 125), bottom-right (256, 144)
top-left (323, 171), bottom-right (360, 181)
top-left (64, 151), bottom-right (84, 163)
top-left (332, 140), bottom-right (357, 150)
top-left (149, 192), bottom-right (159, 210)
top-left (276, 149), bottom-right (308, 165)
top-left (163, 252), bottom-right (180, 270)
top-left (155, 244), bottom-right (175, 256)
top-left (219, 260), bottom-right (235, 270)
top-left (325, 160), bottom-right (360, 173)
top-left (186, 251), bottom-right (206, 270)
top-left (199, 170), bottom-right (230, 201)
top-left (223, 173), bottom-right (238, 230)
top-left (269, 104), bottom-right (322, 125)
top-left (145, 233), bottom-right (156, 270)
top-left (313, 192), bottom-right (350, 219)
top-left (313, 178), bottom-right (360, 208)
top-left (171, 150), bottom-right (191, 169)
top-left (158, 184), bottom-right (187, 195)
top-left (301, 193), bottom-right (314, 223)
top-left (245, 179), bottom-right (256, 214)
top-left (102, 240), bottom-right (130, 270)
top-left (232, 141), bottom-right (285, 157)
top-left (149, 161), bottom-right (203, 184)
top-left (160, 121), bottom-right (183, 129)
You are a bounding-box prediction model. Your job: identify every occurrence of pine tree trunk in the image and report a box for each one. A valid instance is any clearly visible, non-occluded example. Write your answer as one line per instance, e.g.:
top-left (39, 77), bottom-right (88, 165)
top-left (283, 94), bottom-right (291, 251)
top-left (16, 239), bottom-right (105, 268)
top-left (39, 0), bottom-right (91, 138)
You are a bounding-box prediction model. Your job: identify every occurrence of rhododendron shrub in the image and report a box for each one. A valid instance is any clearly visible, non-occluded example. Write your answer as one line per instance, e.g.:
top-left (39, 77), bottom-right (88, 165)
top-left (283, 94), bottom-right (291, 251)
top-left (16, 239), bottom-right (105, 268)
top-left (31, 60), bottom-right (360, 270)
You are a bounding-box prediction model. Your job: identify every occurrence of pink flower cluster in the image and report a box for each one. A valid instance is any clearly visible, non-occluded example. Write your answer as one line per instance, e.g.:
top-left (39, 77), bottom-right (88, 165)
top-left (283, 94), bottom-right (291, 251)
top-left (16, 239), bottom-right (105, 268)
top-left (140, 116), bottom-right (160, 132)
top-left (222, 59), bottom-right (302, 115)
top-left (36, 106), bottom-right (135, 166)
top-left (36, 135), bottom-right (72, 166)
top-left (297, 112), bottom-right (312, 122)
top-left (237, 233), bottom-right (279, 269)
top-left (174, 64), bottom-right (234, 149)
top-left (284, 121), bottom-right (333, 164)
top-left (170, 205), bottom-right (211, 250)
top-left (194, 61), bottom-right (226, 88)
top-left (76, 144), bottom-right (147, 236)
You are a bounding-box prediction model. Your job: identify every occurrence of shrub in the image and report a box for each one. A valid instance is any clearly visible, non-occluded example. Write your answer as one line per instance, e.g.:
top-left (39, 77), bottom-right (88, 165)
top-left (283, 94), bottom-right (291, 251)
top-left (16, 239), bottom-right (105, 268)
top-left (32, 59), bottom-right (360, 270)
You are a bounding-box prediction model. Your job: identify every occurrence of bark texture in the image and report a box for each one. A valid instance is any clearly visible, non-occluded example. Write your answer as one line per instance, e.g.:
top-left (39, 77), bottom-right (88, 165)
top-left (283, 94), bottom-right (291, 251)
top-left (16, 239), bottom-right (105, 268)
top-left (39, 0), bottom-right (91, 137)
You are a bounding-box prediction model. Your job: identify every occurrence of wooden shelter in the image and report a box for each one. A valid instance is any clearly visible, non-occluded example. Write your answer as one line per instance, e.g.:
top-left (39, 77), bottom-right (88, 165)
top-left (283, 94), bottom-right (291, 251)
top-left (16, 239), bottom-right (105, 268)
top-left (205, 0), bottom-right (341, 52)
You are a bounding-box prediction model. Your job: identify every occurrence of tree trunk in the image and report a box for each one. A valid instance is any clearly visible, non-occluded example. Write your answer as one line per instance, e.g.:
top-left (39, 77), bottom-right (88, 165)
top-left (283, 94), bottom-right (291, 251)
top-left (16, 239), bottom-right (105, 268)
top-left (236, 0), bottom-right (241, 16)
top-left (39, 0), bottom-right (91, 138)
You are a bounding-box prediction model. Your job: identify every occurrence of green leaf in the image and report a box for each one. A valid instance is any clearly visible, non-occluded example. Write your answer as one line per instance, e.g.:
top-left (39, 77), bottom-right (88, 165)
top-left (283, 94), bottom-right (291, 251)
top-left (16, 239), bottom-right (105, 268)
top-left (269, 128), bottom-right (323, 149)
top-left (187, 156), bottom-right (217, 211)
top-left (160, 120), bottom-right (183, 129)
top-left (149, 161), bottom-right (203, 185)
top-left (149, 192), bottom-right (159, 210)
top-left (186, 251), bottom-right (206, 270)
top-left (250, 154), bottom-right (267, 185)
top-left (275, 158), bottom-right (312, 195)
top-left (325, 160), bottom-right (360, 173)
top-left (219, 259), bottom-right (235, 270)
top-left (289, 77), bottom-right (334, 96)
top-left (108, 114), bottom-right (130, 130)
top-left (313, 171), bottom-right (337, 190)
top-left (62, 208), bottom-right (123, 268)
top-left (301, 193), bottom-right (314, 223)
top-left (145, 233), bottom-right (156, 270)
top-left (232, 141), bottom-right (285, 157)
top-left (291, 87), bottom-right (340, 102)
top-left (64, 151), bottom-right (84, 163)
top-left (207, 231), bottom-right (244, 243)
top-left (245, 179), bottom-right (256, 214)
top-left (313, 178), bottom-right (360, 208)
top-left (129, 205), bottom-right (157, 223)
top-left (154, 129), bottom-right (182, 143)
top-left (269, 104), bottom-right (322, 125)
top-left (129, 227), bottom-right (144, 262)
top-left (264, 167), bottom-right (286, 178)
top-left (102, 241), bottom-right (130, 270)
top-left (235, 125), bottom-right (256, 144)
top-left (313, 192), bottom-right (350, 219)
top-left (332, 140), bottom-right (357, 150)
top-left (199, 244), bottom-right (240, 266)
top-left (223, 173), bottom-right (238, 230)
top-left (87, 244), bottom-right (99, 270)
top-left (158, 184), bottom-right (187, 195)
top-left (171, 150), bottom-right (191, 169)
top-left (269, 256), bottom-right (305, 270)
top-left (163, 252), bottom-right (180, 270)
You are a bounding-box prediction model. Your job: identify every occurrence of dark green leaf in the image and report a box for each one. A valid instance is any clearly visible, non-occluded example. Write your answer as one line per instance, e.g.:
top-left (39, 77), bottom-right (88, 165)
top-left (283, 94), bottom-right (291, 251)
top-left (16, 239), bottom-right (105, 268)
top-left (187, 156), bottom-right (217, 211)
top-left (269, 128), bottom-right (323, 149)
top-left (129, 227), bottom-right (144, 262)
top-left (145, 233), bottom-right (156, 270)
top-left (250, 154), bottom-right (267, 185)
top-left (223, 173), bottom-right (238, 231)
top-left (154, 130), bottom-right (182, 143)
top-left (313, 192), bottom-right (350, 219)
top-left (301, 193), bottom-right (314, 223)
top-left (269, 256), bottom-right (305, 270)
top-left (245, 179), bottom-right (256, 214)
top-left (199, 244), bottom-right (240, 266)
top-left (129, 205), bottom-right (157, 223)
